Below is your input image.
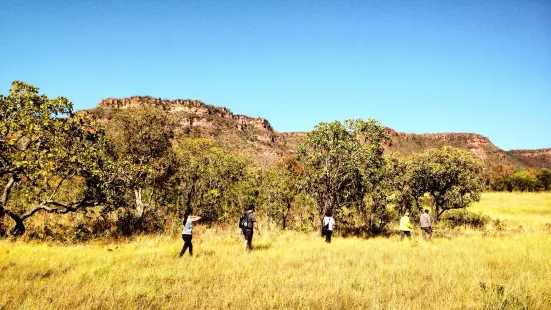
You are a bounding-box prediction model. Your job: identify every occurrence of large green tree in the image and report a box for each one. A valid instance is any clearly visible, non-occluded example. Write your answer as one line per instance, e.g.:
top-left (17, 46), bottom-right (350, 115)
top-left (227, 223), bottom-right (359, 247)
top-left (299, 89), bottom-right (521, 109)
top-left (409, 146), bottom-right (484, 220)
top-left (173, 138), bottom-right (247, 222)
top-left (105, 107), bottom-right (175, 220)
top-left (0, 81), bottom-right (120, 236)
top-left (297, 119), bottom-right (388, 230)
top-left (536, 168), bottom-right (551, 191)
top-left (261, 156), bottom-right (304, 229)
top-left (509, 170), bottom-right (538, 192)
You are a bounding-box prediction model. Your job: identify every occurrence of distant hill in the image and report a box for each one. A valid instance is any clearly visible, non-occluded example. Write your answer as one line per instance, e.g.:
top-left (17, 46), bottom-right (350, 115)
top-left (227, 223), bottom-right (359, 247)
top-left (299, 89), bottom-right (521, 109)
top-left (86, 96), bottom-right (550, 170)
top-left (506, 149), bottom-right (551, 170)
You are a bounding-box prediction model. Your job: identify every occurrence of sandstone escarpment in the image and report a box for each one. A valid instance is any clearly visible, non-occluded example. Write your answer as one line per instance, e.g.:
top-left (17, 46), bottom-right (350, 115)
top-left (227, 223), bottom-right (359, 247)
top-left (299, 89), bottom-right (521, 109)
top-left (507, 149), bottom-right (551, 169)
top-left (87, 97), bottom-right (549, 169)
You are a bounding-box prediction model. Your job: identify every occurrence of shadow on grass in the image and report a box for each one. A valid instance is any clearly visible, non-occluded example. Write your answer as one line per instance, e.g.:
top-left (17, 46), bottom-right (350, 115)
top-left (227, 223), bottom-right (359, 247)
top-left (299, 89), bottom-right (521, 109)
top-left (252, 243), bottom-right (272, 251)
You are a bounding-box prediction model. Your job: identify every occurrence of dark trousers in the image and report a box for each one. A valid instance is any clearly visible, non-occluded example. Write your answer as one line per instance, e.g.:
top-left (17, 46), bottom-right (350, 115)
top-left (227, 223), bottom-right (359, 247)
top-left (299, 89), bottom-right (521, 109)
top-left (179, 234), bottom-right (193, 256)
top-left (243, 229), bottom-right (254, 250)
top-left (325, 230), bottom-right (333, 243)
top-left (400, 231), bottom-right (411, 241)
top-left (422, 227), bottom-right (432, 240)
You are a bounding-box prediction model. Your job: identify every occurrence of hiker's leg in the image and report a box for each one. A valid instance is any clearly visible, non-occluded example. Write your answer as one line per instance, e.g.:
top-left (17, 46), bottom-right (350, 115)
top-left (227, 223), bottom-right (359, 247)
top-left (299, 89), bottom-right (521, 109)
top-left (406, 231), bottom-right (411, 239)
top-left (180, 235), bottom-right (188, 256)
top-left (422, 228), bottom-right (427, 240)
top-left (183, 235), bottom-right (193, 256)
top-left (326, 231), bottom-right (332, 243)
top-left (247, 231), bottom-right (253, 250)
top-left (400, 231), bottom-right (405, 241)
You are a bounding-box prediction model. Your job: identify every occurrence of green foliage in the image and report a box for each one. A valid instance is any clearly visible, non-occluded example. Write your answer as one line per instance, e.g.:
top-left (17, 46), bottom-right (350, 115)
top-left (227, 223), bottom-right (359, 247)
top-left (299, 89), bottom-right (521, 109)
top-left (509, 170), bottom-right (538, 192)
top-left (536, 168), bottom-right (551, 190)
top-left (261, 156), bottom-right (306, 229)
top-left (440, 210), bottom-right (491, 230)
top-left (173, 138), bottom-right (247, 222)
top-left (408, 146), bottom-right (485, 219)
top-left (105, 107), bottom-right (176, 219)
top-left (1, 81), bottom-right (120, 236)
top-left (297, 119), bottom-right (389, 230)
top-left (484, 164), bottom-right (514, 191)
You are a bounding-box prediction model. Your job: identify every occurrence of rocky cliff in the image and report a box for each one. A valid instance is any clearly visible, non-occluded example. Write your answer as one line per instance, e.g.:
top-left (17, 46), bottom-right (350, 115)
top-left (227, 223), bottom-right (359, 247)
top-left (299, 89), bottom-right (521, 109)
top-left (507, 149), bottom-right (551, 169)
top-left (91, 96), bottom-right (304, 167)
top-left (87, 97), bottom-right (550, 169)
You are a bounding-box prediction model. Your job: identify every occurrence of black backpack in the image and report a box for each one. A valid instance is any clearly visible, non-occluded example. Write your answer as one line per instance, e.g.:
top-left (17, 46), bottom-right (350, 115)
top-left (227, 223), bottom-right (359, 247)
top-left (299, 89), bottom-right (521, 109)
top-left (239, 212), bottom-right (250, 229)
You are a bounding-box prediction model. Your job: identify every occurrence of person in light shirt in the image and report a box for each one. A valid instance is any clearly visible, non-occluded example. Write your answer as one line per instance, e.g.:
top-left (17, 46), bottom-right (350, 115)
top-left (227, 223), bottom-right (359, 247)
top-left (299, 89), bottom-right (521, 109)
top-left (322, 212), bottom-right (335, 243)
top-left (399, 211), bottom-right (413, 241)
top-left (179, 209), bottom-right (201, 257)
top-left (420, 209), bottom-right (432, 240)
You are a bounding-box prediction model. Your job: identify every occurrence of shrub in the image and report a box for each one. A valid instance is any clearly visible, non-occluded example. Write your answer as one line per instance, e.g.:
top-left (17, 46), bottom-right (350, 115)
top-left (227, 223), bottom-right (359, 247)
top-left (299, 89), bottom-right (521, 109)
top-left (441, 210), bottom-right (490, 230)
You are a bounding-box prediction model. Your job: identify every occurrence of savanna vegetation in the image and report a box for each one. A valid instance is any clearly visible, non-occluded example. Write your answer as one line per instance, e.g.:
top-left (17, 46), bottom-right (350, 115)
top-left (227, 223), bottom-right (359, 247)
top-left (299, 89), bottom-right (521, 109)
top-left (1, 192), bottom-right (550, 309)
top-left (1, 82), bottom-right (551, 309)
top-left (1, 81), bottom-right (492, 240)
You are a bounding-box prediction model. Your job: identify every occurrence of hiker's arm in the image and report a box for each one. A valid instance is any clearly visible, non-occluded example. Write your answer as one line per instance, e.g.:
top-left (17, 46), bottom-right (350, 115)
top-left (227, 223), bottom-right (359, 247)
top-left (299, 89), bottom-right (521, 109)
top-left (189, 216), bottom-right (201, 222)
top-left (254, 221), bottom-right (261, 234)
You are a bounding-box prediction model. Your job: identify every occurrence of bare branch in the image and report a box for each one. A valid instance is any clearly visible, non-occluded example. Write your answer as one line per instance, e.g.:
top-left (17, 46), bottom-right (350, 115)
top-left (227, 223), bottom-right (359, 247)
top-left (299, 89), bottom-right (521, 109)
top-left (1, 175), bottom-right (17, 207)
top-left (21, 199), bottom-right (98, 221)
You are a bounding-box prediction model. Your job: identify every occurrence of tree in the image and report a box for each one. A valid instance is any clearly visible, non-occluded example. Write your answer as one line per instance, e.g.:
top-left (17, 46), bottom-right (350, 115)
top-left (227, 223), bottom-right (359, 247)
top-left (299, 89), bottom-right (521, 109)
top-left (509, 170), bottom-right (538, 192)
top-left (105, 107), bottom-right (175, 221)
top-left (261, 156), bottom-right (304, 229)
top-left (484, 163), bottom-right (513, 191)
top-left (0, 81), bottom-right (120, 236)
top-left (173, 138), bottom-right (247, 222)
top-left (409, 146), bottom-right (484, 220)
top-left (297, 119), bottom-right (389, 230)
top-left (384, 153), bottom-right (416, 212)
top-left (536, 168), bottom-right (551, 191)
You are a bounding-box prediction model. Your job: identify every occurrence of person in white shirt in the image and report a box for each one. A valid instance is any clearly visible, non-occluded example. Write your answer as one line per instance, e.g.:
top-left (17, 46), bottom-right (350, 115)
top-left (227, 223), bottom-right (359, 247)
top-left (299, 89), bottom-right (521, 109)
top-left (322, 211), bottom-right (335, 243)
top-left (179, 209), bottom-right (201, 257)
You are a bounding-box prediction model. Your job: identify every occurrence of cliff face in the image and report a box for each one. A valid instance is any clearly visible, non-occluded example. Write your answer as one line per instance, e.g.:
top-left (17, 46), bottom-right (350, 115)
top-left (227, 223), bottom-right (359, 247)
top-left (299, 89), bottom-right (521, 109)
top-left (88, 97), bottom-right (550, 169)
top-left (384, 129), bottom-right (527, 168)
top-left (507, 149), bottom-right (551, 169)
top-left (91, 96), bottom-right (302, 167)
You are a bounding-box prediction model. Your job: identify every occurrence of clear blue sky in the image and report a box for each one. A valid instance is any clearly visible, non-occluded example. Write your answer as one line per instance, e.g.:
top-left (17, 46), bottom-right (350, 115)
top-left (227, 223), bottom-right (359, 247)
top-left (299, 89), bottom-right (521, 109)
top-left (1, 0), bottom-right (550, 150)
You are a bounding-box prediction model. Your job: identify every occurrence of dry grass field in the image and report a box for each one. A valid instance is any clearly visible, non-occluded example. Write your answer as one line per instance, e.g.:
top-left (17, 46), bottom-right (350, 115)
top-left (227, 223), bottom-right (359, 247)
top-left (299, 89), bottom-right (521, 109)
top-left (1, 192), bottom-right (551, 309)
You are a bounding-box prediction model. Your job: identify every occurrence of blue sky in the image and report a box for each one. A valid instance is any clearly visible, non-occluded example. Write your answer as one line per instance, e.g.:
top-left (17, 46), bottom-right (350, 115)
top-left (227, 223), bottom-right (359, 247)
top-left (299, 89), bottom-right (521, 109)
top-left (1, 0), bottom-right (550, 150)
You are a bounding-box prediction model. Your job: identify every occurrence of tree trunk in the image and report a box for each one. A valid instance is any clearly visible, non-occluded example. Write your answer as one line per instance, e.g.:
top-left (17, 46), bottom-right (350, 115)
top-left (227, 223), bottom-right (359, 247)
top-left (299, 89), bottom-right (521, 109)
top-left (134, 188), bottom-right (146, 218)
top-left (1, 175), bottom-right (18, 236)
top-left (282, 201), bottom-right (291, 230)
top-left (4, 209), bottom-right (25, 236)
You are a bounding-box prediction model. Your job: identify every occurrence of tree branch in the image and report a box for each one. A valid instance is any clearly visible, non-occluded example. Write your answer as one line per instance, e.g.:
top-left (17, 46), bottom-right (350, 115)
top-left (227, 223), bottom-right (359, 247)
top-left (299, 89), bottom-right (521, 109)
top-left (21, 199), bottom-right (98, 221)
top-left (2, 174), bottom-right (17, 207)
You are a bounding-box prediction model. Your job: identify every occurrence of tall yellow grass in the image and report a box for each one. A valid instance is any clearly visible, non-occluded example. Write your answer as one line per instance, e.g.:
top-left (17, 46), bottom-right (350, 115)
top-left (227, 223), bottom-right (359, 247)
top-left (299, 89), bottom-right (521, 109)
top-left (1, 192), bottom-right (550, 309)
top-left (470, 192), bottom-right (551, 226)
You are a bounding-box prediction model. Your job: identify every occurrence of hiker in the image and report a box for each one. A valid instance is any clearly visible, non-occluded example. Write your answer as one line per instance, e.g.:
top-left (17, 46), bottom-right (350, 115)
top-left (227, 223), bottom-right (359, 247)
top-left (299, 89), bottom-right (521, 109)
top-left (420, 209), bottom-right (432, 240)
top-left (399, 211), bottom-right (413, 241)
top-left (239, 204), bottom-right (260, 251)
top-left (322, 211), bottom-right (335, 243)
top-left (179, 209), bottom-right (201, 257)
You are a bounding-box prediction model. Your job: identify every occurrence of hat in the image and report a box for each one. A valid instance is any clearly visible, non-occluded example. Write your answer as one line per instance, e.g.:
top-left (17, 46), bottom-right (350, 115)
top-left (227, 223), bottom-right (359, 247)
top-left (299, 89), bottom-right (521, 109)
top-left (405, 211), bottom-right (410, 216)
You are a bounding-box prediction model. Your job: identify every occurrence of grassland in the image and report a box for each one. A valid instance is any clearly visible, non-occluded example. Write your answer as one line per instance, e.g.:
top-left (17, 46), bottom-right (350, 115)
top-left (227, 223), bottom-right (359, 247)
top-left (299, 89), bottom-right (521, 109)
top-left (1, 192), bottom-right (551, 310)
top-left (470, 192), bottom-right (551, 226)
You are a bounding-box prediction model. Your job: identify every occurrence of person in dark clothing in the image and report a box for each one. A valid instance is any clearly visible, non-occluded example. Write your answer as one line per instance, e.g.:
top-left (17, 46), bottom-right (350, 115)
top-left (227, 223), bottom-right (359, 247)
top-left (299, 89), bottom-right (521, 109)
top-left (179, 209), bottom-right (201, 257)
top-left (241, 204), bottom-right (260, 251)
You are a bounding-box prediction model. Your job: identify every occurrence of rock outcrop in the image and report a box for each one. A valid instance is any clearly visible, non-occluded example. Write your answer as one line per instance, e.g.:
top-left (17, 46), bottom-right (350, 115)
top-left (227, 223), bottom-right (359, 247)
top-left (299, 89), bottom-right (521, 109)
top-left (87, 96), bottom-right (550, 169)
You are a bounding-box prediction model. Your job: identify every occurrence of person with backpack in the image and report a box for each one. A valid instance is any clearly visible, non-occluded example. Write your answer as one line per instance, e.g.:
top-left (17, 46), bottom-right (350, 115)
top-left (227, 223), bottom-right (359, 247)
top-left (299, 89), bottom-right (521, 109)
top-left (179, 209), bottom-right (201, 257)
top-left (399, 211), bottom-right (413, 241)
top-left (239, 204), bottom-right (260, 251)
top-left (322, 211), bottom-right (335, 243)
